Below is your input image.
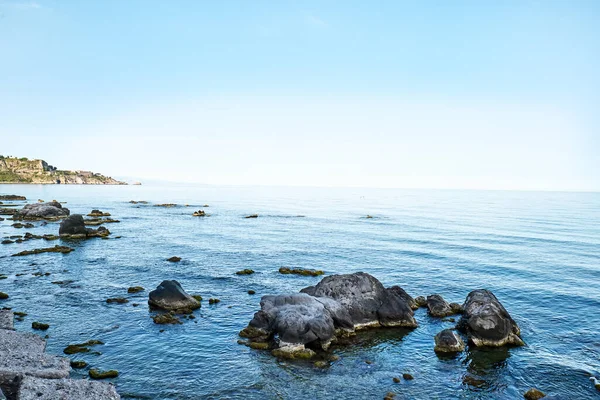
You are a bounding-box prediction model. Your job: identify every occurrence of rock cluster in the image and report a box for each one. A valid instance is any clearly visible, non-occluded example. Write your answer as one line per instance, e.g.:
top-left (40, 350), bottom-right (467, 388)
top-left (0, 311), bottom-right (119, 399)
top-left (14, 202), bottom-right (70, 221)
top-left (240, 272), bottom-right (417, 358)
top-left (241, 273), bottom-right (524, 359)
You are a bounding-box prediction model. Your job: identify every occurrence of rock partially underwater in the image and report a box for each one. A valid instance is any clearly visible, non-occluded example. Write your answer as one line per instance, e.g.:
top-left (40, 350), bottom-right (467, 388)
top-left (148, 280), bottom-right (201, 312)
top-left (240, 272), bottom-right (417, 358)
top-left (457, 289), bottom-right (524, 347)
top-left (59, 215), bottom-right (110, 239)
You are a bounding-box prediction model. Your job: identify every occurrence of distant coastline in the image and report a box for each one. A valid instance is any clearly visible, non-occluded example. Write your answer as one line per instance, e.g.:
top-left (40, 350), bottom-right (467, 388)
top-left (0, 156), bottom-right (129, 185)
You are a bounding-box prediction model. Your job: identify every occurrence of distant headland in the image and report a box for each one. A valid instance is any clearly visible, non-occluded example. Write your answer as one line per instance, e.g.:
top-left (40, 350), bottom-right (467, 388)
top-left (0, 156), bottom-right (128, 185)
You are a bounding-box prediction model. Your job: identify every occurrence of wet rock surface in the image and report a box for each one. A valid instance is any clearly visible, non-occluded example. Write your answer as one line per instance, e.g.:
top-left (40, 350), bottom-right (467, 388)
top-left (457, 289), bottom-right (524, 347)
top-left (434, 329), bottom-right (465, 353)
top-left (426, 294), bottom-right (455, 317)
top-left (148, 280), bottom-right (201, 311)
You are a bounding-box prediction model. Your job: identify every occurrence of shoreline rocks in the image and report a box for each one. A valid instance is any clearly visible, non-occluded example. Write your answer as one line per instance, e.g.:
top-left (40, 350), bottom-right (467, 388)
top-left (11, 246), bottom-right (74, 257)
top-left (0, 313), bottom-right (119, 399)
top-left (457, 289), bottom-right (524, 347)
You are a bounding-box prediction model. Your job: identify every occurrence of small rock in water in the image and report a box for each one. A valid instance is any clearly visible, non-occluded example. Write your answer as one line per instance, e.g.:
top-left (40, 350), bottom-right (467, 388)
top-left (392, 377), bottom-right (400, 383)
top-left (89, 369), bottom-right (119, 379)
top-left (247, 290), bottom-right (256, 295)
top-left (127, 286), bottom-right (145, 293)
top-left (31, 321), bottom-right (49, 330)
top-left (152, 312), bottom-right (181, 325)
top-left (279, 267), bottom-right (324, 276)
top-left (208, 298), bottom-right (221, 304)
top-left (402, 373), bottom-right (414, 380)
top-left (106, 297), bottom-right (129, 304)
top-left (236, 269), bottom-right (254, 275)
top-left (524, 388), bottom-right (546, 400)
top-left (384, 392), bottom-right (396, 400)
top-left (166, 256), bottom-right (181, 262)
top-left (70, 360), bottom-right (88, 369)
top-left (245, 214), bottom-right (259, 218)
top-left (434, 329), bottom-right (465, 353)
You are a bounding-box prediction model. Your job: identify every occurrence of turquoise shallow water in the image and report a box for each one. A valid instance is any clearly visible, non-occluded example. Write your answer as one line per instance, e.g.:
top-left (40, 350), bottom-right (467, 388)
top-left (1, 184), bottom-right (599, 399)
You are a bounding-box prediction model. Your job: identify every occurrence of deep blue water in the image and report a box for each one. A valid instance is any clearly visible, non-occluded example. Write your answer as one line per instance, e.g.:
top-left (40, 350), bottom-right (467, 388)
top-left (1, 184), bottom-right (599, 399)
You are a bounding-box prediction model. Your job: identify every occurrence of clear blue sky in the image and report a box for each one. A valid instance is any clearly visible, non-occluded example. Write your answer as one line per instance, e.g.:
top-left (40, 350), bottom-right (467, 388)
top-left (1, 0), bottom-right (598, 190)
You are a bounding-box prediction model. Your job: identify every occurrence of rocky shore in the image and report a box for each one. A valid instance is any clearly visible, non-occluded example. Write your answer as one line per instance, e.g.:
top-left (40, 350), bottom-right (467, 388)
top-left (0, 311), bottom-right (119, 400)
top-left (0, 157), bottom-right (126, 185)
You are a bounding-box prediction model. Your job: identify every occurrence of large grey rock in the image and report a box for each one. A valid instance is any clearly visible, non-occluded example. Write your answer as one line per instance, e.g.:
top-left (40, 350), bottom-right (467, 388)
top-left (427, 294), bottom-right (454, 317)
top-left (15, 202), bottom-right (69, 220)
top-left (241, 272), bottom-right (417, 356)
top-left (457, 289), bottom-right (524, 347)
top-left (58, 215), bottom-right (88, 235)
top-left (0, 312), bottom-right (13, 330)
top-left (148, 280), bottom-right (200, 311)
top-left (434, 329), bottom-right (465, 353)
top-left (301, 272), bottom-right (417, 328)
top-left (17, 376), bottom-right (120, 400)
top-left (244, 293), bottom-right (352, 348)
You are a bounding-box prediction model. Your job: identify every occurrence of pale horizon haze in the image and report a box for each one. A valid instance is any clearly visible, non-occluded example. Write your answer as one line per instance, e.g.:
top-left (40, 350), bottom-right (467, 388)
top-left (1, 0), bottom-right (598, 191)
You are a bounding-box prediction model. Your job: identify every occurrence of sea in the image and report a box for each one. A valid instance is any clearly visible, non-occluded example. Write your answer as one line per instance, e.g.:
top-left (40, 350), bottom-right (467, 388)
top-left (1, 184), bottom-right (599, 399)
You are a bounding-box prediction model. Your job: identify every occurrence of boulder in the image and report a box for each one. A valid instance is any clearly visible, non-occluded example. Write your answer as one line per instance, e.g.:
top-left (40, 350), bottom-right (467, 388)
top-left (427, 294), bottom-right (454, 317)
top-left (15, 202), bottom-right (69, 220)
top-left (17, 376), bottom-right (120, 400)
top-left (434, 329), bottom-right (465, 353)
top-left (59, 215), bottom-right (110, 238)
top-left (301, 272), bottom-right (416, 328)
top-left (148, 280), bottom-right (200, 311)
top-left (457, 289), bottom-right (524, 347)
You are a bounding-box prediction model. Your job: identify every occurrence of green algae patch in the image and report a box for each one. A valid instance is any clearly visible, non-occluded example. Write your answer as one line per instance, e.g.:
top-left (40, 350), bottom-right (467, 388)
top-left (152, 312), bottom-right (181, 325)
top-left (271, 348), bottom-right (316, 359)
top-left (12, 245), bottom-right (74, 257)
top-left (278, 267), bottom-right (324, 277)
top-left (89, 369), bottom-right (119, 379)
top-left (31, 322), bottom-right (49, 330)
top-left (63, 340), bottom-right (104, 355)
top-left (192, 295), bottom-right (203, 302)
top-left (248, 342), bottom-right (270, 350)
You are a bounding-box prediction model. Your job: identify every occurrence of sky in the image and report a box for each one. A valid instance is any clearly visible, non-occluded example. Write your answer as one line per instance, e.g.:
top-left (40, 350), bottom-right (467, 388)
top-left (0, 0), bottom-right (598, 191)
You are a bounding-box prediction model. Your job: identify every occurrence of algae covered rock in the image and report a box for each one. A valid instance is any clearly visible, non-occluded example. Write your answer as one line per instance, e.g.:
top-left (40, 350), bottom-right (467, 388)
top-left (524, 388), bottom-right (546, 400)
top-left (236, 269), bottom-right (254, 275)
top-left (59, 214), bottom-right (110, 238)
top-left (166, 256), bottom-right (181, 262)
top-left (127, 286), bottom-right (144, 294)
top-left (152, 312), bottom-right (181, 325)
top-left (31, 322), bottom-right (49, 331)
top-left (89, 369), bottom-right (119, 379)
top-left (279, 267), bottom-right (324, 277)
top-left (63, 340), bottom-right (104, 355)
top-left (148, 280), bottom-right (200, 311)
top-left (12, 245), bottom-right (74, 257)
top-left (457, 289), bottom-right (524, 347)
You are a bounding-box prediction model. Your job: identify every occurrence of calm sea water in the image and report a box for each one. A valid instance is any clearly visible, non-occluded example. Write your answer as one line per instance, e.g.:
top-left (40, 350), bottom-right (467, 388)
top-left (1, 184), bottom-right (599, 399)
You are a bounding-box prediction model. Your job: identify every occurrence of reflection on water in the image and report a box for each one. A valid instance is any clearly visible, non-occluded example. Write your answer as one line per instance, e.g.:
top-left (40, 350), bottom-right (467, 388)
top-left (0, 184), bottom-right (599, 399)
